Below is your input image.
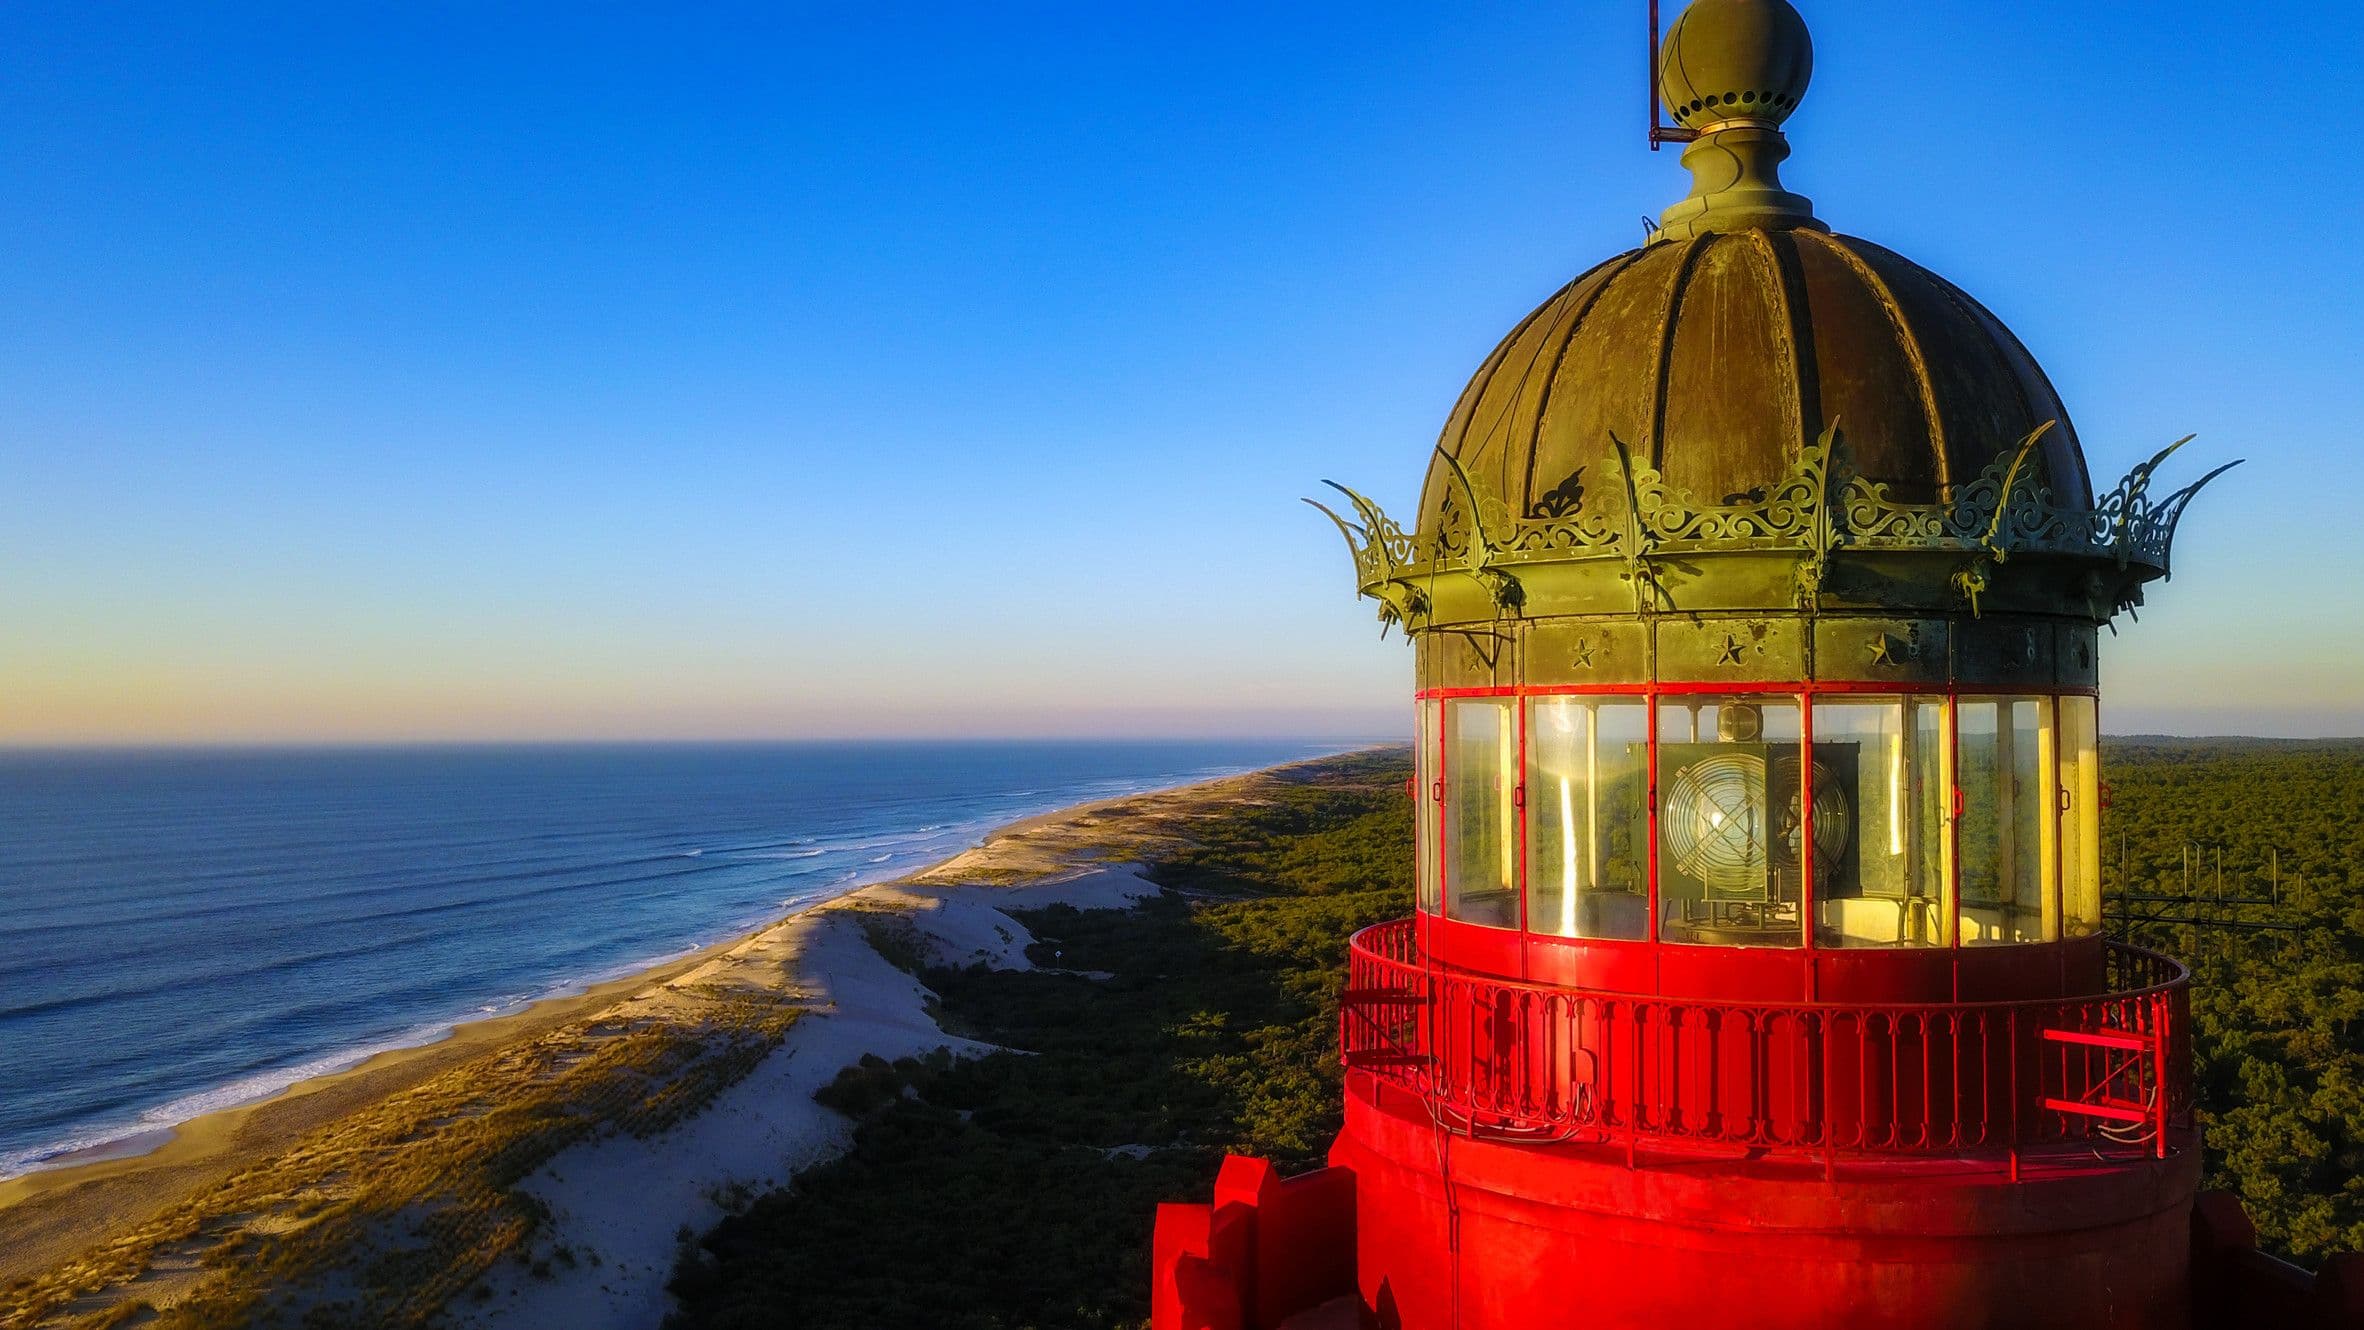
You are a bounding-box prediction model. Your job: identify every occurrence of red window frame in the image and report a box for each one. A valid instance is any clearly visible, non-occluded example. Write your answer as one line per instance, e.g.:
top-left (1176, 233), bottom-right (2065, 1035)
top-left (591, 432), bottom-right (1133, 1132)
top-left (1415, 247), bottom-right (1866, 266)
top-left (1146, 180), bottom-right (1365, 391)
top-left (1414, 681), bottom-right (2101, 954)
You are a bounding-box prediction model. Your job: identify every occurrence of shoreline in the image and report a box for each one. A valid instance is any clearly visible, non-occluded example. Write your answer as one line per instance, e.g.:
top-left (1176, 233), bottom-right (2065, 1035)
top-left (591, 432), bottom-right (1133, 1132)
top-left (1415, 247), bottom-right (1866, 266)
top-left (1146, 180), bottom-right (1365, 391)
top-left (0, 935), bottom-right (739, 1213)
top-left (0, 751), bottom-right (1345, 1193)
top-left (0, 939), bottom-right (718, 1183)
top-left (0, 747), bottom-right (1386, 1325)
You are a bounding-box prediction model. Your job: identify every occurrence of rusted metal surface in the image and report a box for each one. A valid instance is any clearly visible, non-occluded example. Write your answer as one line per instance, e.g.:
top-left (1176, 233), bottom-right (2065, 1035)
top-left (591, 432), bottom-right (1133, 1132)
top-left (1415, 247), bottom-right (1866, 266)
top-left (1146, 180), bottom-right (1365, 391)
top-left (1304, 4), bottom-right (2237, 656)
top-left (1646, 0), bottom-right (1700, 150)
top-left (1419, 231), bottom-right (2091, 525)
top-left (1653, 0), bottom-right (1818, 237)
top-left (1232, 6), bottom-right (2254, 1326)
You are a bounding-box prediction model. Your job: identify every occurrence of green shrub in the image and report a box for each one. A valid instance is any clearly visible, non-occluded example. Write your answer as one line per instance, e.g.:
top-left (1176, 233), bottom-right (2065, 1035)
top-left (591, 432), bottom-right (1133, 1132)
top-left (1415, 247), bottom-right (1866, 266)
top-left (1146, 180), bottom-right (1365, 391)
top-left (666, 751), bottom-right (1416, 1330)
top-left (2103, 739), bottom-right (2364, 1263)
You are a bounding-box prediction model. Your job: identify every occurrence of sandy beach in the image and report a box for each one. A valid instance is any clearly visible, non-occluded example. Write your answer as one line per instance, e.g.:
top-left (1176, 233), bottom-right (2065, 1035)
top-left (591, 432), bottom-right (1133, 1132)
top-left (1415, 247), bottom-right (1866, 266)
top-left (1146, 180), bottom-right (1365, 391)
top-left (0, 756), bottom-right (1343, 1329)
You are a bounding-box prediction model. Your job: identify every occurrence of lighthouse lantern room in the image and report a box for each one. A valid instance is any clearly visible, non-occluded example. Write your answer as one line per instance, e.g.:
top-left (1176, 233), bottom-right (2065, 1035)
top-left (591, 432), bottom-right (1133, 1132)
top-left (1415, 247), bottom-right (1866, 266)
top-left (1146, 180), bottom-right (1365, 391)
top-left (1150, 3), bottom-right (2263, 1328)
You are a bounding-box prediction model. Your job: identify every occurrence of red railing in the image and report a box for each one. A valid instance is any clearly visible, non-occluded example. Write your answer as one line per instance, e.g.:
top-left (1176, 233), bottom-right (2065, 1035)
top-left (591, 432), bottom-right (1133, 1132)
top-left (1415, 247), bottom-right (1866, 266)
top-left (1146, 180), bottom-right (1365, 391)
top-left (1340, 919), bottom-right (2191, 1164)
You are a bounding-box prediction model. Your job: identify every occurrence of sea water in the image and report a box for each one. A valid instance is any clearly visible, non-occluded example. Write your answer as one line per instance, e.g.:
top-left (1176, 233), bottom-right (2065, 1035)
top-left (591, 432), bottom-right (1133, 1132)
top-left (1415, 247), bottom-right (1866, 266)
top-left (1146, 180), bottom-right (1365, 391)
top-left (0, 740), bottom-right (1343, 1178)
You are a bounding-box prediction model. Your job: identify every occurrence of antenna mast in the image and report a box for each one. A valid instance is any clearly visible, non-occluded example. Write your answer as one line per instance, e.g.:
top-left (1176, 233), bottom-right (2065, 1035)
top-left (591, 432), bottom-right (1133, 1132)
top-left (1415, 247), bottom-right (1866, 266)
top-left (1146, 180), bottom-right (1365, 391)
top-left (1648, 0), bottom-right (1700, 150)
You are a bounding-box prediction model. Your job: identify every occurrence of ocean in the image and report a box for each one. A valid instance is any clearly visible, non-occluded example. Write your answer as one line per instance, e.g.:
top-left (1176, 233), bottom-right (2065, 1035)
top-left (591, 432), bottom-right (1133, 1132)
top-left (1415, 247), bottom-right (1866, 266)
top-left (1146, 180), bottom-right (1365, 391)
top-left (0, 739), bottom-right (1344, 1178)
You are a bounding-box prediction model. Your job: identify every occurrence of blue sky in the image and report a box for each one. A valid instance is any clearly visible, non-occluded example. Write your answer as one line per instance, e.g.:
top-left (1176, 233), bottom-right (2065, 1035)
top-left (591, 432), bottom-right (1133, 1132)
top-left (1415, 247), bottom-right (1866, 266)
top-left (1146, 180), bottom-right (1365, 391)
top-left (2, 2), bottom-right (2358, 742)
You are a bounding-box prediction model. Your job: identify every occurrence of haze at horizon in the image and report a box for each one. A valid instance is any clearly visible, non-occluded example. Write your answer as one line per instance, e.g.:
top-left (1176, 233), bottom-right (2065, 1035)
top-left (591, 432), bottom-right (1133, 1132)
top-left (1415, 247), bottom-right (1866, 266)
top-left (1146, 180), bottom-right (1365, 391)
top-left (3, 2), bottom-right (2359, 745)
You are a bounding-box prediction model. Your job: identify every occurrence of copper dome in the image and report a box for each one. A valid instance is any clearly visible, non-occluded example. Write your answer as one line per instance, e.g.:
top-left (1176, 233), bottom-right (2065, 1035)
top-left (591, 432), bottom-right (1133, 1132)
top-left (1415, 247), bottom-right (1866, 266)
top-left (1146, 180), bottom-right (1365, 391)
top-left (1415, 229), bottom-right (2094, 541)
top-left (1312, 0), bottom-right (2230, 656)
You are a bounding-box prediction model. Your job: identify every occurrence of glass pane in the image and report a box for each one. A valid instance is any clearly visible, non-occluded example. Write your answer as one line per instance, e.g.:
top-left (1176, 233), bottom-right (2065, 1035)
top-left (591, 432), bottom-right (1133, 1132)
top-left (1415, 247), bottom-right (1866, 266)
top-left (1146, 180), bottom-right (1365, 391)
top-left (1444, 699), bottom-right (1518, 928)
top-left (1812, 698), bottom-right (1947, 947)
top-left (1657, 697), bottom-right (1805, 947)
top-left (1918, 699), bottom-right (1953, 945)
top-left (1958, 698), bottom-right (2053, 944)
top-left (1526, 698), bottom-right (1649, 940)
top-left (1416, 700), bottom-right (1441, 914)
top-left (2059, 696), bottom-right (2102, 937)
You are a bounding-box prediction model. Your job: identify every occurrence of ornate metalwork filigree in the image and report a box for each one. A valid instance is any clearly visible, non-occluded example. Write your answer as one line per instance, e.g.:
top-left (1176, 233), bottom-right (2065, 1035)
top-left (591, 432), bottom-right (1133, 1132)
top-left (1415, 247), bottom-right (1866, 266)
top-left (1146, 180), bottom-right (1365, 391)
top-left (1434, 451), bottom-right (1525, 612)
top-left (1309, 423), bottom-right (2240, 629)
top-left (1530, 467), bottom-right (1587, 519)
top-left (1614, 424), bottom-right (1841, 549)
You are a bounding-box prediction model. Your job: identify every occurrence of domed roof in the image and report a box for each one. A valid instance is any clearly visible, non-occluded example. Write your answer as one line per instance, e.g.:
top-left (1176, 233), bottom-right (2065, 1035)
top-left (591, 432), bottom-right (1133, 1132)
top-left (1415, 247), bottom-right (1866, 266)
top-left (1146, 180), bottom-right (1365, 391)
top-left (1416, 228), bottom-right (2093, 538)
top-left (1311, 0), bottom-right (2232, 658)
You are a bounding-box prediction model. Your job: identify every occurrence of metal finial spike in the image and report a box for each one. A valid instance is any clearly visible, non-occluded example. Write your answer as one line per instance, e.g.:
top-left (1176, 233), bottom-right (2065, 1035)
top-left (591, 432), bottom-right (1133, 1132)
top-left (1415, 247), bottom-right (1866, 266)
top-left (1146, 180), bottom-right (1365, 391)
top-left (1303, 497), bottom-right (1367, 552)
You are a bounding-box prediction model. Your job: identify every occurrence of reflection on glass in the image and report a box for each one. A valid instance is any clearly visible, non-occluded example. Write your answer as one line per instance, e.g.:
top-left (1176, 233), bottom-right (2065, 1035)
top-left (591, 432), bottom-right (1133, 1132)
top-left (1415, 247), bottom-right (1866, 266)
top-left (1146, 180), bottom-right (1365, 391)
top-left (1416, 700), bottom-right (1441, 914)
top-left (1656, 698), bottom-right (1806, 947)
top-left (1812, 699), bottom-right (1947, 947)
top-left (1920, 699), bottom-right (1954, 944)
top-left (1444, 699), bottom-right (1518, 928)
top-left (1959, 698), bottom-right (2054, 944)
top-left (1418, 687), bottom-right (2104, 950)
top-left (1525, 698), bottom-right (1648, 940)
top-left (2058, 696), bottom-right (2102, 936)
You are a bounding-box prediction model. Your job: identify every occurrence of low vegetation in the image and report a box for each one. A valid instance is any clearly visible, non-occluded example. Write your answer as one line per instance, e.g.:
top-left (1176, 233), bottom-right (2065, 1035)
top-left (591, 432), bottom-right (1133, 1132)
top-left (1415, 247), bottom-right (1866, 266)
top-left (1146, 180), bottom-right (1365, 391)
top-left (673, 740), bottom-right (2364, 1327)
top-left (14, 741), bottom-right (2354, 1326)
top-left (2103, 739), bottom-right (2364, 1264)
top-left (0, 987), bottom-right (801, 1329)
top-left (665, 750), bottom-right (1415, 1330)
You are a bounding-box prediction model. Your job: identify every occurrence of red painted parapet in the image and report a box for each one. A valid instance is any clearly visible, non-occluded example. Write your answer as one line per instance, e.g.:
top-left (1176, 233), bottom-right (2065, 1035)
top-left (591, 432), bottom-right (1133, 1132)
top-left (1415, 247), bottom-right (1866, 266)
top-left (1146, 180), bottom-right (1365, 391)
top-left (1153, 1201), bottom-right (1245, 1330)
top-left (2192, 1190), bottom-right (2364, 1330)
top-left (1151, 1157), bottom-right (1357, 1330)
top-left (1342, 918), bottom-right (2191, 1165)
top-left (1217, 1157), bottom-right (1357, 1328)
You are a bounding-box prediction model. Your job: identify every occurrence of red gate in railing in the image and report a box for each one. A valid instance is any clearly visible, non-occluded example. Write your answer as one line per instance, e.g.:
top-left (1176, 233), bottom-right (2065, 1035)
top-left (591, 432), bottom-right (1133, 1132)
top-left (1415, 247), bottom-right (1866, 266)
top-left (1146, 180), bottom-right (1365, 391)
top-left (1340, 919), bottom-right (2190, 1162)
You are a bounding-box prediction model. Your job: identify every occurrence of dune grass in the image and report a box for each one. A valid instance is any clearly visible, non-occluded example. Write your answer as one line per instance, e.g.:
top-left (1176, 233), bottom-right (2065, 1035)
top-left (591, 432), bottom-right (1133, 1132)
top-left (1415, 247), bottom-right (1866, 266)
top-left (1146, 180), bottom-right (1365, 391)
top-left (1, 987), bottom-right (802, 1330)
top-left (668, 738), bottom-right (2364, 1327)
top-left (18, 739), bottom-right (2349, 1325)
top-left (664, 749), bottom-right (1416, 1330)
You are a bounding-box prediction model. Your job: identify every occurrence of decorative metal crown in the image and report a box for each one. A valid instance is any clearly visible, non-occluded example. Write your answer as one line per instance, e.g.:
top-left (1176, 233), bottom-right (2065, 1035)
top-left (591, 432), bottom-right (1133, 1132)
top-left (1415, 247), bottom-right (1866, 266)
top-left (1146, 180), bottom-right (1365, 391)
top-left (1308, 425), bottom-right (2239, 636)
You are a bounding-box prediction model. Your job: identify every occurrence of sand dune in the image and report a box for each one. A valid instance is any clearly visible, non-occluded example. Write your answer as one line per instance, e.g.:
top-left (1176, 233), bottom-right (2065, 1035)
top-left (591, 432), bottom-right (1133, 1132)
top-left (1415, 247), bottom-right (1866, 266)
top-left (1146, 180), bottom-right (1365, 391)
top-left (454, 863), bottom-right (1158, 1329)
top-left (0, 761), bottom-right (1310, 1328)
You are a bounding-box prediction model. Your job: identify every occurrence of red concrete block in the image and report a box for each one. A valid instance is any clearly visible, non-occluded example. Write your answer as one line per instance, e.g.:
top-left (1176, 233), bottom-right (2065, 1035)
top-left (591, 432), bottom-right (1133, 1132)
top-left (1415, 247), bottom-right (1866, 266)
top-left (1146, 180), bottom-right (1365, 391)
top-left (1249, 1166), bottom-right (1357, 1328)
top-left (2313, 1253), bottom-right (2364, 1330)
top-left (1154, 1193), bottom-right (1260, 1330)
top-left (1214, 1154), bottom-right (1277, 1211)
top-left (1153, 1202), bottom-right (1216, 1330)
top-left (1172, 1254), bottom-right (1246, 1330)
top-left (2190, 1190), bottom-right (2258, 1328)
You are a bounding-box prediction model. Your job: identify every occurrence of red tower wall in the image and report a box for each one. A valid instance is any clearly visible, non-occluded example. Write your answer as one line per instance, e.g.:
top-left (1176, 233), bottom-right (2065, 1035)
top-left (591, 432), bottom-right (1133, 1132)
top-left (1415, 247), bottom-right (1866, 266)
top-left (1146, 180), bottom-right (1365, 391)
top-left (1331, 1071), bottom-right (2200, 1330)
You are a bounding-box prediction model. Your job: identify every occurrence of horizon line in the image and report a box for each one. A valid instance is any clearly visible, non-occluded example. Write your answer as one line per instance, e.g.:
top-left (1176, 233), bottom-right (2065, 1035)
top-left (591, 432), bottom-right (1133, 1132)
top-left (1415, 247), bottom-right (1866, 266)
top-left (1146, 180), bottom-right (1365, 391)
top-left (4, 731), bottom-right (2362, 755)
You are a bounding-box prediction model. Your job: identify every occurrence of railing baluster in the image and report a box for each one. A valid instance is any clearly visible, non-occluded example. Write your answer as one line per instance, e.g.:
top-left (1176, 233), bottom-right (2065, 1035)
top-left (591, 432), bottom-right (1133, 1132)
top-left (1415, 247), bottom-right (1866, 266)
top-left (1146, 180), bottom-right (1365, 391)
top-left (1339, 922), bottom-right (2186, 1168)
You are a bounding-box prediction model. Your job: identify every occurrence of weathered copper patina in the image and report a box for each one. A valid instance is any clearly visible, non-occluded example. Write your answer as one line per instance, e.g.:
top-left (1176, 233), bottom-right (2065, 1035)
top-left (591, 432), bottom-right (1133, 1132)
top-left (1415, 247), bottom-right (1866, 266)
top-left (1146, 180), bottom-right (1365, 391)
top-left (1155, 6), bottom-right (2272, 1328)
top-left (1310, 0), bottom-right (2233, 693)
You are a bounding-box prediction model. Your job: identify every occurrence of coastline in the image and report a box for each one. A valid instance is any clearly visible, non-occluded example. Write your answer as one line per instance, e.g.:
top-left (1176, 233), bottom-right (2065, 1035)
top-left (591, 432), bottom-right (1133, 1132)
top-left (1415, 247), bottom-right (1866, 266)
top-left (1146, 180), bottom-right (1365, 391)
top-left (0, 751), bottom-right (1340, 1192)
top-left (0, 748), bottom-right (1383, 1327)
top-left (0, 938), bottom-right (743, 1271)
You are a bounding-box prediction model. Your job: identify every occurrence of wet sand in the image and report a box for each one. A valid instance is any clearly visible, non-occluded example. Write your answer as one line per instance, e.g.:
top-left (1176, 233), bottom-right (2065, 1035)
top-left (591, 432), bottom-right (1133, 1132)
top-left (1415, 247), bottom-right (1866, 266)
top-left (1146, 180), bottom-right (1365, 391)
top-left (0, 752), bottom-right (1359, 1328)
top-left (0, 945), bottom-right (735, 1283)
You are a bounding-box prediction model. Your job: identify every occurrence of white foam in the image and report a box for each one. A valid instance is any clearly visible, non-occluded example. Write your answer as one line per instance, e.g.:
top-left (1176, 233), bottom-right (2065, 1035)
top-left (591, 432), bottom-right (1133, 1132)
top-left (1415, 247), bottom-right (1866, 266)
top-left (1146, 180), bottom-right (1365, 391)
top-left (0, 1015), bottom-right (457, 1180)
top-left (0, 756), bottom-right (1323, 1184)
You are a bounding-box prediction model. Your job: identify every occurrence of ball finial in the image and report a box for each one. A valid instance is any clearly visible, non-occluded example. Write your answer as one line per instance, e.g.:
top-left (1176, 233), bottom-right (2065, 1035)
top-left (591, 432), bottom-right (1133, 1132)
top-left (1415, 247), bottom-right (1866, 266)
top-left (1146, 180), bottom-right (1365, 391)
top-left (1654, 0), bottom-right (1821, 241)
top-left (1659, 0), bottom-right (1813, 131)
